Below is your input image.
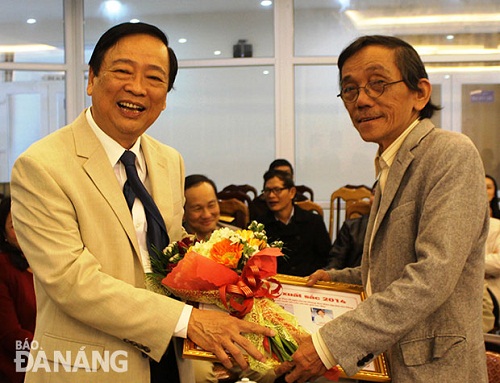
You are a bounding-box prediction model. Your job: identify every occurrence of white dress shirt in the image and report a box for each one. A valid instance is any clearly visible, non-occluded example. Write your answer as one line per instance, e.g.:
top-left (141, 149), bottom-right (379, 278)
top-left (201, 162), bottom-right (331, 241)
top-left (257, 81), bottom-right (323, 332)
top-left (85, 107), bottom-right (191, 338)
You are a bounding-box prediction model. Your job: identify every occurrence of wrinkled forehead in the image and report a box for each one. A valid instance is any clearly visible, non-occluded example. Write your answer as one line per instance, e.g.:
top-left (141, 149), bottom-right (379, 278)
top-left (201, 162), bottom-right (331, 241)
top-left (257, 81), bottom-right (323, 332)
top-left (340, 46), bottom-right (398, 83)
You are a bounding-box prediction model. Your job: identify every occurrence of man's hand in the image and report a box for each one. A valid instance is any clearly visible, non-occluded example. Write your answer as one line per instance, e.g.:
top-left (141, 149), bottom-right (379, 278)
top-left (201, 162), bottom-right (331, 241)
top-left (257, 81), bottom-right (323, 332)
top-left (187, 308), bottom-right (275, 370)
top-left (275, 335), bottom-right (327, 383)
top-left (306, 269), bottom-right (331, 286)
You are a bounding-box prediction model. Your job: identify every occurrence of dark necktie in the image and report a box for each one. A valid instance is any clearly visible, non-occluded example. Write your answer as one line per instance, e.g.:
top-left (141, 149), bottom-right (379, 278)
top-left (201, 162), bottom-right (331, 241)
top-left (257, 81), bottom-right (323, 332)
top-left (120, 150), bottom-right (170, 254)
top-left (120, 150), bottom-right (179, 382)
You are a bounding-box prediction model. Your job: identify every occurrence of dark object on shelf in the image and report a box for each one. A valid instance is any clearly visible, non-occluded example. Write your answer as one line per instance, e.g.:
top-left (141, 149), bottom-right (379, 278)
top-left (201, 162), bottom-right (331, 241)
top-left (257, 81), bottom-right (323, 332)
top-left (233, 39), bottom-right (252, 58)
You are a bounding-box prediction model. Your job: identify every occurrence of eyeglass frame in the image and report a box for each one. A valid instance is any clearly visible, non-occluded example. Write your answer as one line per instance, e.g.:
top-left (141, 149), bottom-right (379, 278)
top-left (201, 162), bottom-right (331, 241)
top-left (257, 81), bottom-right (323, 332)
top-left (262, 187), bottom-right (290, 196)
top-left (337, 79), bottom-right (405, 103)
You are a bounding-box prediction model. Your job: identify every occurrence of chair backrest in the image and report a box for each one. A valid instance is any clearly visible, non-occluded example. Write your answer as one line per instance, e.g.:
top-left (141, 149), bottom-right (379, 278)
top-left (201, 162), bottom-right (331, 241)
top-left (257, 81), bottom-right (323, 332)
top-left (218, 198), bottom-right (249, 229)
top-left (216, 189), bottom-right (252, 206)
top-left (329, 185), bottom-right (372, 241)
top-left (295, 185), bottom-right (314, 201)
top-left (486, 350), bottom-right (500, 383)
top-left (296, 200), bottom-right (324, 217)
top-left (221, 184), bottom-right (258, 200)
top-left (345, 200), bottom-right (372, 220)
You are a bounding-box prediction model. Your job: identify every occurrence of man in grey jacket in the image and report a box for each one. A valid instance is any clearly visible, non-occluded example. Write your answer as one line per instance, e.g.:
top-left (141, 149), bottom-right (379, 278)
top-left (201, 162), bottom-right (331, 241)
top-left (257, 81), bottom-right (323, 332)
top-left (277, 35), bottom-right (489, 382)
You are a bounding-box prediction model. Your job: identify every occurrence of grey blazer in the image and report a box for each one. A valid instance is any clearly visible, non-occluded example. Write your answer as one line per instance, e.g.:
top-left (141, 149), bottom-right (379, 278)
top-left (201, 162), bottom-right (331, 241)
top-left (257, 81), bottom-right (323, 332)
top-left (324, 119), bottom-right (489, 382)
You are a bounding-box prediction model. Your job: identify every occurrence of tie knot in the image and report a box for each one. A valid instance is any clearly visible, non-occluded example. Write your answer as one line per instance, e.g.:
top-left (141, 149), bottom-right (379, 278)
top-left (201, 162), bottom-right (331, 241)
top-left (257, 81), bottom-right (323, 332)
top-left (120, 150), bottom-right (137, 167)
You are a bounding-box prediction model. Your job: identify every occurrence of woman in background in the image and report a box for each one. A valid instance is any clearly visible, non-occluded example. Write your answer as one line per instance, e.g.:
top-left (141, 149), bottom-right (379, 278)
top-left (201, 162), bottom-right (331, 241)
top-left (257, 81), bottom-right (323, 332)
top-left (484, 176), bottom-right (500, 332)
top-left (486, 174), bottom-right (500, 218)
top-left (0, 197), bottom-right (36, 383)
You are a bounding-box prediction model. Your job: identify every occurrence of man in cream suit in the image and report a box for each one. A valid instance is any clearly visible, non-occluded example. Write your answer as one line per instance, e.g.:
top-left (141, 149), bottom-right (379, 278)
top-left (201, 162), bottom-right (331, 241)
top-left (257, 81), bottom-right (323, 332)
top-left (277, 36), bottom-right (489, 382)
top-left (10, 22), bottom-right (273, 383)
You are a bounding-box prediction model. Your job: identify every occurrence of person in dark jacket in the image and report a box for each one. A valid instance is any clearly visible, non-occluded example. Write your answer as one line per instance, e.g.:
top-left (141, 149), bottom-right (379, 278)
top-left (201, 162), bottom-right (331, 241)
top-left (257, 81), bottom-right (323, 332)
top-left (326, 214), bottom-right (369, 270)
top-left (326, 183), bottom-right (375, 269)
top-left (256, 170), bottom-right (331, 276)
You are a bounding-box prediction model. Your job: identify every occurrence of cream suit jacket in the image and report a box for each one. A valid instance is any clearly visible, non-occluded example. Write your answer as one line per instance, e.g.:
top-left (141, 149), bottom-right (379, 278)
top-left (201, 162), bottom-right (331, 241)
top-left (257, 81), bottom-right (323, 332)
top-left (325, 119), bottom-right (489, 382)
top-left (11, 111), bottom-right (193, 383)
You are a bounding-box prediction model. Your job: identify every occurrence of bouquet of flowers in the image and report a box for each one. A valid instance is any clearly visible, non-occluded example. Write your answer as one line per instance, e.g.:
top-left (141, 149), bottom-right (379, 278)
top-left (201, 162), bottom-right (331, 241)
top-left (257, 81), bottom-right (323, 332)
top-left (147, 222), bottom-right (307, 373)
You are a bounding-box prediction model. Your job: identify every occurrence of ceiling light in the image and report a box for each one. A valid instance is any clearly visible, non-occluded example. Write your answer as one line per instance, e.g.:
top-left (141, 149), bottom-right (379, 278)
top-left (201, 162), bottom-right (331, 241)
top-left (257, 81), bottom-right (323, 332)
top-left (427, 66), bottom-right (500, 73)
top-left (446, 35), bottom-right (454, 40)
top-left (0, 44), bottom-right (56, 53)
top-left (261, 1), bottom-right (272, 7)
top-left (26, 18), bottom-right (36, 24)
top-left (263, 70), bottom-right (270, 75)
top-left (414, 44), bottom-right (500, 56)
top-left (178, 38), bottom-right (187, 44)
top-left (130, 19), bottom-right (140, 23)
top-left (101, 0), bottom-right (125, 19)
top-left (214, 50), bottom-right (222, 56)
top-left (104, 0), bottom-right (122, 14)
top-left (345, 10), bottom-right (500, 28)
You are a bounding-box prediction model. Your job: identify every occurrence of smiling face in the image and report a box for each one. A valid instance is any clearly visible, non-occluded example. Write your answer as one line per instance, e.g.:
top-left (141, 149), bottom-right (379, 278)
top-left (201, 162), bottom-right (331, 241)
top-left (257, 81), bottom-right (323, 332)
top-left (340, 45), bottom-right (431, 152)
top-left (87, 34), bottom-right (170, 149)
top-left (184, 182), bottom-right (220, 240)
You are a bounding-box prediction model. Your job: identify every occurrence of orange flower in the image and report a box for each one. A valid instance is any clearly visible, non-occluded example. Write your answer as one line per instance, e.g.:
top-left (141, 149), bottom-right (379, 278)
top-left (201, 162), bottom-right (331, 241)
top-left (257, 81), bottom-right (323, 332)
top-left (209, 238), bottom-right (243, 269)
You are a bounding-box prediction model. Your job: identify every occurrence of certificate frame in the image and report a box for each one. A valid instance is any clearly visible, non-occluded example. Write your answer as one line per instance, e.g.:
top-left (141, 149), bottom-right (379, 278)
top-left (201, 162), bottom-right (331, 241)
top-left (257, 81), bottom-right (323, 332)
top-left (183, 274), bottom-right (391, 382)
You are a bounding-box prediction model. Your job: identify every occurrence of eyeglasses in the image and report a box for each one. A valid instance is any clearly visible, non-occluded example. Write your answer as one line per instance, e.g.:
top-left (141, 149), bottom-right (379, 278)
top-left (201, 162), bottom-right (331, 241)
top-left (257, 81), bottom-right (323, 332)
top-left (337, 80), bottom-right (404, 103)
top-left (262, 187), bottom-right (289, 196)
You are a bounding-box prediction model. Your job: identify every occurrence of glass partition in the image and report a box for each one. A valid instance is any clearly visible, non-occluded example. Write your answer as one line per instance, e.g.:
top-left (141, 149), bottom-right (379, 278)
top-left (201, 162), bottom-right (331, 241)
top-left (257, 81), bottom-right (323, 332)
top-left (294, 65), bottom-right (376, 201)
top-left (84, 0), bottom-right (274, 62)
top-left (0, 0), bottom-right (64, 63)
top-left (0, 71), bottom-right (65, 181)
top-left (294, 0), bottom-right (500, 58)
top-left (147, 66), bottom-right (276, 191)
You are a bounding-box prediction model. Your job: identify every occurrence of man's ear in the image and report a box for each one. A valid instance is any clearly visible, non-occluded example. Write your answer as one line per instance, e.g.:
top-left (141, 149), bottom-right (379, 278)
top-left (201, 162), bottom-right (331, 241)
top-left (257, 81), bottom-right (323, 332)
top-left (87, 68), bottom-right (95, 96)
top-left (414, 78), bottom-right (432, 112)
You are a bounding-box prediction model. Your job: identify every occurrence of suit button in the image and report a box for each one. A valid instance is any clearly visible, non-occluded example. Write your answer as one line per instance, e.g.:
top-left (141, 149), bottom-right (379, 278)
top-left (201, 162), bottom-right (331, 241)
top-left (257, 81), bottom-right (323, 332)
top-left (357, 353), bottom-right (374, 367)
top-left (143, 346), bottom-right (151, 353)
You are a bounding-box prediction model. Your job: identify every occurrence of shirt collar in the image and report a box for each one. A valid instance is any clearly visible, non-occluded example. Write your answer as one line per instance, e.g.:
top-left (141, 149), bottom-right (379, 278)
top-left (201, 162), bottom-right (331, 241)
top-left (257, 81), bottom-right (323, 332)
top-left (375, 118), bottom-right (420, 176)
top-left (85, 107), bottom-right (145, 171)
top-left (274, 206), bottom-right (294, 225)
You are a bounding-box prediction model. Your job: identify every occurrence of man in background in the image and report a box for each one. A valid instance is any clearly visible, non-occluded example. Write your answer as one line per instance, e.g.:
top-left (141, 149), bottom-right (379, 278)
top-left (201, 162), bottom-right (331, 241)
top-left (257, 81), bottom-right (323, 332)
top-left (250, 159), bottom-right (308, 221)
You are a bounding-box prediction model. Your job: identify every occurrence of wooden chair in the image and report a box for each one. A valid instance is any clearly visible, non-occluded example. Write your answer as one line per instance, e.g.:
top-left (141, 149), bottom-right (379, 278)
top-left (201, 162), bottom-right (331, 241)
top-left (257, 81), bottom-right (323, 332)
top-left (221, 184), bottom-right (258, 200)
top-left (486, 351), bottom-right (500, 383)
top-left (217, 190), bottom-right (252, 206)
top-left (296, 200), bottom-right (324, 217)
top-left (485, 333), bottom-right (500, 353)
top-left (345, 200), bottom-right (372, 220)
top-left (295, 185), bottom-right (314, 201)
top-left (329, 185), bottom-right (372, 241)
top-left (218, 198), bottom-right (250, 229)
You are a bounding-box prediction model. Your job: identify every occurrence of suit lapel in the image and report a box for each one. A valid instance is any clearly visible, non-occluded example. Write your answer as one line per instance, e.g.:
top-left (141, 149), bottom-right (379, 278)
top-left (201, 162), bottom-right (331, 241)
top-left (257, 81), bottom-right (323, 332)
top-left (72, 113), bottom-right (141, 257)
top-left (370, 120), bottom-right (435, 241)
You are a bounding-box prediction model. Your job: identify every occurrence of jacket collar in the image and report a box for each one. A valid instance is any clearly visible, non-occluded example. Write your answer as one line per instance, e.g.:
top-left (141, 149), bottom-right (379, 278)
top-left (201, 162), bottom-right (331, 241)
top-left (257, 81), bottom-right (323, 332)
top-left (370, 118), bottom-right (435, 236)
top-left (72, 111), bottom-right (142, 258)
